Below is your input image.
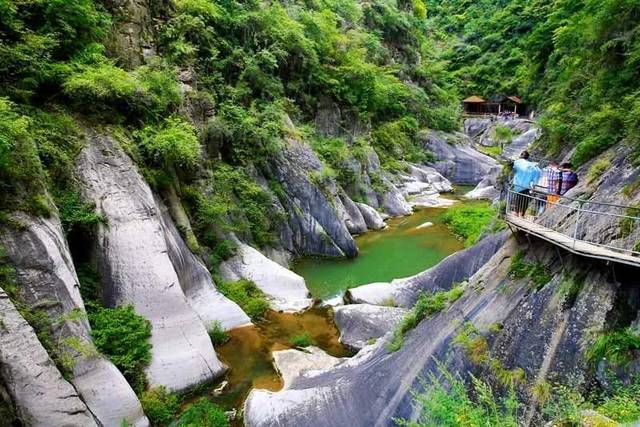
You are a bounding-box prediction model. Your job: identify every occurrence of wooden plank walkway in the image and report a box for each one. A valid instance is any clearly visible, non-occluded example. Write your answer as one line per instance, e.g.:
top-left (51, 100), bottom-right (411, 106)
top-left (505, 214), bottom-right (640, 268)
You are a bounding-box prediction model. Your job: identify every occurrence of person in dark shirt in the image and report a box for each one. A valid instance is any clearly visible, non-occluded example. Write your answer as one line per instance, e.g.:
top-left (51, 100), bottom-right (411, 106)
top-left (559, 162), bottom-right (579, 195)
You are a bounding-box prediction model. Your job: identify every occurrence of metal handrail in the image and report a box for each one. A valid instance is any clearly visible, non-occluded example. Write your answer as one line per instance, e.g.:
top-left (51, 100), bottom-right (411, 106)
top-left (503, 188), bottom-right (640, 260)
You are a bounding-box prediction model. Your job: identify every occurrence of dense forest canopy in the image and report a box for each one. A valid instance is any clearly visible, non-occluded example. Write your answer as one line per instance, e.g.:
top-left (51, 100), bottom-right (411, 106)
top-left (1, 0), bottom-right (639, 232)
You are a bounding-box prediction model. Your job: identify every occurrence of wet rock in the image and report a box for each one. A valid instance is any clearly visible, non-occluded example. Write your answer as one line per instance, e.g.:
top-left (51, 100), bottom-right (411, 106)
top-left (347, 232), bottom-right (509, 307)
top-left (333, 304), bottom-right (408, 350)
top-left (219, 241), bottom-right (313, 312)
top-left (272, 347), bottom-right (345, 389)
top-left (76, 130), bottom-right (224, 392)
top-left (423, 130), bottom-right (499, 184)
top-left (355, 203), bottom-right (386, 230)
top-left (0, 213), bottom-right (148, 426)
top-left (0, 288), bottom-right (98, 427)
top-left (339, 193), bottom-right (368, 235)
top-left (157, 199), bottom-right (251, 330)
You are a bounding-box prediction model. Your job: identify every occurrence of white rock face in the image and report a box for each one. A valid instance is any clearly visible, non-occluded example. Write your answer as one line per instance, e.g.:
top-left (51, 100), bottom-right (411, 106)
top-left (347, 282), bottom-right (396, 306)
top-left (0, 213), bottom-right (148, 427)
top-left (409, 164), bottom-right (453, 193)
top-left (76, 131), bottom-right (224, 392)
top-left (157, 201), bottom-right (251, 330)
top-left (0, 289), bottom-right (98, 427)
top-left (333, 304), bottom-right (408, 349)
top-left (409, 193), bottom-right (456, 208)
top-left (272, 347), bottom-right (344, 389)
top-left (220, 242), bottom-right (313, 312)
top-left (416, 221), bottom-right (434, 229)
top-left (502, 128), bottom-right (540, 160)
top-left (355, 203), bottom-right (386, 230)
top-left (339, 193), bottom-right (368, 235)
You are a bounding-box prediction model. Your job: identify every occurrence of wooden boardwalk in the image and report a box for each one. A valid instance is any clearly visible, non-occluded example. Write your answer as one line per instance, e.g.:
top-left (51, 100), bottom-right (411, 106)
top-left (505, 214), bottom-right (640, 268)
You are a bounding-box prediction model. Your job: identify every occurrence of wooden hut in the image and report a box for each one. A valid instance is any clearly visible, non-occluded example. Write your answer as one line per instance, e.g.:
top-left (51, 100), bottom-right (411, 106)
top-left (462, 96), bottom-right (485, 115)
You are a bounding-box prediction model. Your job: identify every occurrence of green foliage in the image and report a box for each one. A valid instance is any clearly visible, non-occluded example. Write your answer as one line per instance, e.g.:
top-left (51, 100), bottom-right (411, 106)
top-left (208, 321), bottom-right (229, 346)
top-left (619, 205), bottom-right (640, 238)
top-left (493, 126), bottom-right (513, 144)
top-left (290, 332), bottom-right (313, 347)
top-left (508, 250), bottom-right (551, 289)
top-left (442, 201), bottom-right (497, 247)
top-left (89, 305), bottom-right (152, 392)
top-left (137, 117), bottom-right (201, 170)
top-left (397, 362), bottom-right (520, 427)
top-left (587, 158), bottom-right (611, 184)
top-left (217, 279), bottom-right (270, 321)
top-left (595, 378), bottom-right (640, 424)
top-left (177, 398), bottom-right (229, 427)
top-left (389, 285), bottom-right (464, 351)
top-left (140, 386), bottom-right (180, 427)
top-left (0, 98), bottom-right (48, 214)
top-left (191, 164), bottom-right (280, 250)
top-left (587, 327), bottom-right (640, 367)
top-left (55, 191), bottom-right (105, 235)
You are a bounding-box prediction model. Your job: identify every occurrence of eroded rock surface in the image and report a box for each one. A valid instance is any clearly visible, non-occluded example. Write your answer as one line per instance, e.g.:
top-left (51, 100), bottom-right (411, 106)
top-left (333, 304), bottom-right (408, 350)
top-left (0, 289), bottom-right (98, 427)
top-left (272, 346), bottom-right (345, 389)
top-left (0, 213), bottom-right (147, 426)
top-left (220, 241), bottom-right (313, 312)
top-left (76, 130), bottom-right (224, 392)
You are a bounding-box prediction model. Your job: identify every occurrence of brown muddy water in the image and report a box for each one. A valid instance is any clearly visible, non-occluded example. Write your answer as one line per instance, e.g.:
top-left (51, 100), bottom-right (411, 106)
top-left (191, 306), bottom-right (353, 423)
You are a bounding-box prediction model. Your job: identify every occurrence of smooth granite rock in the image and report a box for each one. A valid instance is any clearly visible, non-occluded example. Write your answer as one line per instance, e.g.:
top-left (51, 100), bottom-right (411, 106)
top-left (347, 232), bottom-right (509, 307)
top-left (157, 199), bottom-right (251, 330)
top-left (0, 288), bottom-right (98, 427)
top-left (272, 347), bottom-right (345, 389)
top-left (76, 130), bottom-right (224, 392)
top-left (333, 304), bottom-right (408, 350)
top-left (0, 213), bottom-right (148, 427)
top-left (268, 135), bottom-right (358, 258)
top-left (423, 130), bottom-right (499, 184)
top-left (502, 128), bottom-right (540, 160)
top-left (220, 242), bottom-right (313, 312)
top-left (339, 193), bottom-right (368, 235)
top-left (464, 167), bottom-right (501, 201)
top-left (355, 203), bottom-right (386, 230)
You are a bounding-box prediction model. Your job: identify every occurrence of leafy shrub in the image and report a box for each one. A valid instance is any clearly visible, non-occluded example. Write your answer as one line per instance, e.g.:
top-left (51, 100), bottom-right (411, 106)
top-left (388, 285), bottom-right (464, 351)
top-left (217, 279), bottom-right (270, 321)
top-left (63, 62), bottom-right (138, 108)
top-left (89, 305), bottom-right (152, 392)
top-left (618, 205), bottom-right (640, 238)
top-left (508, 250), bottom-right (551, 289)
top-left (140, 386), bottom-right (179, 427)
top-left (587, 327), bottom-right (640, 367)
top-left (442, 202), bottom-right (496, 246)
top-left (55, 191), bottom-right (105, 235)
top-left (208, 321), bottom-right (229, 346)
top-left (177, 397), bottom-right (229, 427)
top-left (596, 378), bottom-right (640, 424)
top-left (0, 98), bottom-right (47, 213)
top-left (587, 157), bottom-right (611, 184)
top-left (137, 117), bottom-right (201, 170)
top-left (396, 362), bottom-right (520, 427)
top-left (290, 332), bottom-right (312, 347)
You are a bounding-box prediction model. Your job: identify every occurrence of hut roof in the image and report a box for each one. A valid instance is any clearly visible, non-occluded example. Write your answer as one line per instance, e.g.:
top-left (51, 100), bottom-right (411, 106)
top-left (462, 95), bottom-right (485, 103)
top-left (507, 96), bottom-right (522, 104)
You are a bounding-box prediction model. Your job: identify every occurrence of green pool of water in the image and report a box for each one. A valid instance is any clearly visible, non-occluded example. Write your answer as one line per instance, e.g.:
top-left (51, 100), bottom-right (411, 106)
top-left (293, 206), bottom-right (465, 299)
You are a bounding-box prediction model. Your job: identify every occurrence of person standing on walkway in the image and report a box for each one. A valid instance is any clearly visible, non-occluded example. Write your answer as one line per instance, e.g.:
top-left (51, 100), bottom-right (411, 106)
top-left (559, 162), bottom-right (579, 195)
top-left (545, 161), bottom-right (562, 204)
top-left (512, 150), bottom-right (541, 217)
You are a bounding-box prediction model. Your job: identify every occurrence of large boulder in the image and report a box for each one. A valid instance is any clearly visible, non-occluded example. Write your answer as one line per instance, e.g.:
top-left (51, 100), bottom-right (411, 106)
top-left (422, 130), bottom-right (499, 184)
top-left (355, 203), bottom-right (386, 230)
top-left (219, 241), bottom-right (313, 312)
top-left (76, 130), bottom-right (224, 392)
top-left (0, 288), bottom-right (98, 427)
top-left (347, 232), bottom-right (509, 307)
top-left (157, 200), bottom-right (251, 330)
top-left (339, 193), bottom-right (368, 235)
top-left (333, 304), bottom-right (408, 350)
top-left (0, 213), bottom-right (147, 426)
top-left (272, 347), bottom-right (345, 389)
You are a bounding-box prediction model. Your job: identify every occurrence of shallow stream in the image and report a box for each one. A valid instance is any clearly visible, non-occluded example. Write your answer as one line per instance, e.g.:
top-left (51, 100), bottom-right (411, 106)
top-left (200, 187), bottom-right (472, 422)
